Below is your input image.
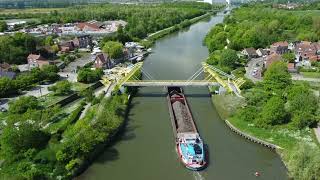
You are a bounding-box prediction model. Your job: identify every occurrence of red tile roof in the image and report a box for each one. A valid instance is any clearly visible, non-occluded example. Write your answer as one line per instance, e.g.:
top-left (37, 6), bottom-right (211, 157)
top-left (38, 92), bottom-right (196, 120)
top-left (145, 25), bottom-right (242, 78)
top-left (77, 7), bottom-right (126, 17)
top-left (266, 53), bottom-right (282, 67)
top-left (272, 41), bottom-right (289, 47)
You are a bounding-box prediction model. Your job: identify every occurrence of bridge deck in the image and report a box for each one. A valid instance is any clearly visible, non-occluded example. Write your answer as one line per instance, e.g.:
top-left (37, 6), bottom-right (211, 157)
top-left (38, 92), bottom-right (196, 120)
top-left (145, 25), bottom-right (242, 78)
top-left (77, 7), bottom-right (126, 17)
top-left (123, 80), bottom-right (218, 87)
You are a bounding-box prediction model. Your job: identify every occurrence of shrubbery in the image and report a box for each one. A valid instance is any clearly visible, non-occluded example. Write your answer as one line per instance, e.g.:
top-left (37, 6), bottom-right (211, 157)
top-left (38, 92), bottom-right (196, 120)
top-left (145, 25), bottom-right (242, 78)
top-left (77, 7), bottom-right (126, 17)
top-left (0, 65), bottom-right (60, 98)
top-left (77, 68), bottom-right (103, 83)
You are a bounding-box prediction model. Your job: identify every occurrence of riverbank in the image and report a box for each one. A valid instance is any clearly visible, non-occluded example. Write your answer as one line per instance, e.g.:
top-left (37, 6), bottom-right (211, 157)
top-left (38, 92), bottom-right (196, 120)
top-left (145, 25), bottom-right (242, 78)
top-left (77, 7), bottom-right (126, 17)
top-left (211, 94), bottom-right (320, 178)
top-left (140, 11), bottom-right (217, 48)
top-left (72, 89), bottom-right (134, 178)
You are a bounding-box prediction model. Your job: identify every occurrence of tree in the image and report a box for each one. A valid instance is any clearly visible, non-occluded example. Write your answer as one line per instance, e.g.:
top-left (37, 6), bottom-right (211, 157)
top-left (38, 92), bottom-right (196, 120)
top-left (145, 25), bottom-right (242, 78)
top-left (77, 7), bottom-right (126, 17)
top-left (219, 49), bottom-right (239, 70)
top-left (77, 68), bottom-right (103, 83)
top-left (0, 122), bottom-right (49, 159)
top-left (9, 96), bottom-right (39, 114)
top-left (79, 88), bottom-right (94, 102)
top-left (282, 52), bottom-right (296, 63)
top-left (257, 96), bottom-right (288, 127)
top-left (102, 41), bottom-right (124, 59)
top-left (263, 61), bottom-right (292, 92)
top-left (44, 36), bottom-right (54, 46)
top-left (0, 77), bottom-right (17, 98)
top-left (287, 83), bottom-right (319, 129)
top-left (48, 80), bottom-right (72, 95)
top-left (0, 21), bottom-right (7, 32)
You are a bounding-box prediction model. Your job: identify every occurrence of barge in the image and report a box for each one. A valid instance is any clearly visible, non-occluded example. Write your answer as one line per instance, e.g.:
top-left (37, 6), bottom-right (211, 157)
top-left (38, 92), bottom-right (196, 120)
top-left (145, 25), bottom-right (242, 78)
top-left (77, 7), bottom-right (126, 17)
top-left (167, 87), bottom-right (206, 171)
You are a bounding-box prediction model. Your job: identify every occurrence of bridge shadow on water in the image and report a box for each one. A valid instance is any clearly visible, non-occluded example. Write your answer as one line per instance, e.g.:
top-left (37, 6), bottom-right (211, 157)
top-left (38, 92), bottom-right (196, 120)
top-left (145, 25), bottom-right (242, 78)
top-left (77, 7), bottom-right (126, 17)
top-left (135, 92), bottom-right (211, 98)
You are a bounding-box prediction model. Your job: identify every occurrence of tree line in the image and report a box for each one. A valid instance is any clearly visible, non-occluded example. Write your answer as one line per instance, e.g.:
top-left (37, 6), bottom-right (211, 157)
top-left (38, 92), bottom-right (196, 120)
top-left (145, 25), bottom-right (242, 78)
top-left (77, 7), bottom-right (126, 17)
top-left (205, 3), bottom-right (320, 52)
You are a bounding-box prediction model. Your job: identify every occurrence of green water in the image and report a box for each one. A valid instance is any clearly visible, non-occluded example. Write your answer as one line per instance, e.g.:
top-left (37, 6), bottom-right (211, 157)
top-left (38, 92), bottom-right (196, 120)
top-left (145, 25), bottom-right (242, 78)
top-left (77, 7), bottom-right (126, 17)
top-left (77, 12), bottom-right (288, 180)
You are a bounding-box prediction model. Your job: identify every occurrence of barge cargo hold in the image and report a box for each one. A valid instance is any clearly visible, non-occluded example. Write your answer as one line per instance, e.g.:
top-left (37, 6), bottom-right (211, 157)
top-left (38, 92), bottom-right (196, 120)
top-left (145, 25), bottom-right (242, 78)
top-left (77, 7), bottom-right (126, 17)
top-left (167, 87), bottom-right (206, 171)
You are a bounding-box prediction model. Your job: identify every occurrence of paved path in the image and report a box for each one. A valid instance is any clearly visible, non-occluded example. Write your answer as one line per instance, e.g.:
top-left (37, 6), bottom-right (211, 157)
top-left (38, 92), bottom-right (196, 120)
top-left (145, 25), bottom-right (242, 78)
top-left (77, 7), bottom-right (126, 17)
top-left (314, 125), bottom-right (320, 143)
top-left (79, 103), bottom-right (91, 120)
top-left (63, 53), bottom-right (93, 72)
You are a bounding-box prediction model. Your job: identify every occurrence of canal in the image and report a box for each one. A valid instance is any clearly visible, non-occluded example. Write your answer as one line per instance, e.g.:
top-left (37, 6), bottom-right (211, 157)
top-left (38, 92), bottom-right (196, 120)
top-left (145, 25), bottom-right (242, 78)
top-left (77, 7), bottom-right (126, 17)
top-left (78, 12), bottom-right (288, 180)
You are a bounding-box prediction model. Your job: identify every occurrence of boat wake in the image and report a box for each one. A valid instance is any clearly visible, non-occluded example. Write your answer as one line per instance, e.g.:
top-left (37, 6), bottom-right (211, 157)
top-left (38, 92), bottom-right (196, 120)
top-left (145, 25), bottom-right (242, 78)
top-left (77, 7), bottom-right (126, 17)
top-left (193, 172), bottom-right (205, 180)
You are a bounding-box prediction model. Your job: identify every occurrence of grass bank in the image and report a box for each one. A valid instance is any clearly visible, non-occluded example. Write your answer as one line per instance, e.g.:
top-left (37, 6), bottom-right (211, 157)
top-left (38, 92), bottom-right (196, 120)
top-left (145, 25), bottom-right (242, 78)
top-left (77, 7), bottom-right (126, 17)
top-left (211, 94), bottom-right (319, 178)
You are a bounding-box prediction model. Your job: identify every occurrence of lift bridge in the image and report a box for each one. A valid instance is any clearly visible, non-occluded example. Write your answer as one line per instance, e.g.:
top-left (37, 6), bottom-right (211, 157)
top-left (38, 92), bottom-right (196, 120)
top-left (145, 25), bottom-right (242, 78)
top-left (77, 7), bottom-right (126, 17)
top-left (117, 62), bottom-right (245, 96)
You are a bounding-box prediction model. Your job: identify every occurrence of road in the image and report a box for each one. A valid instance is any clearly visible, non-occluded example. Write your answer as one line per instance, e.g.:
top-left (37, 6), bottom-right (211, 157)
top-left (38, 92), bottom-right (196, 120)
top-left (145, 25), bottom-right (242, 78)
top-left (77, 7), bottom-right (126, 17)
top-left (245, 57), bottom-right (264, 82)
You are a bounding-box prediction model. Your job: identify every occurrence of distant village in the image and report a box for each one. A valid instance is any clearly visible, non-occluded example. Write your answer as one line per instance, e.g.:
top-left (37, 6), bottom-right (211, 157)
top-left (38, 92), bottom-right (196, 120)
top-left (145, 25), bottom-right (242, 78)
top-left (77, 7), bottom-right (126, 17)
top-left (241, 41), bottom-right (320, 80)
top-left (3, 19), bottom-right (127, 36)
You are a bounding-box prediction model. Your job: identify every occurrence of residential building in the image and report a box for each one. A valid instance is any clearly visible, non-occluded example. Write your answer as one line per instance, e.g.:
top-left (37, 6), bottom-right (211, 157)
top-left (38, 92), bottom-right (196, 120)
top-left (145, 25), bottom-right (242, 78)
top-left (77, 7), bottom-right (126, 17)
top-left (270, 41), bottom-right (289, 54)
top-left (27, 54), bottom-right (54, 69)
top-left (59, 40), bottom-right (75, 53)
top-left (94, 53), bottom-right (112, 69)
top-left (241, 48), bottom-right (259, 58)
top-left (294, 41), bottom-right (320, 66)
top-left (256, 48), bottom-right (269, 57)
top-left (0, 63), bottom-right (16, 79)
top-left (76, 22), bottom-right (101, 32)
top-left (73, 35), bottom-right (92, 49)
top-left (264, 53), bottom-right (282, 68)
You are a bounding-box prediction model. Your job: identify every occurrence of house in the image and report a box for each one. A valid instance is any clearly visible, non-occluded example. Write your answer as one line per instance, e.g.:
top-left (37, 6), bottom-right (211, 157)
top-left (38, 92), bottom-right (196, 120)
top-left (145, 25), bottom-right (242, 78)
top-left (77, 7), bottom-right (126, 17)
top-left (264, 53), bottom-right (282, 68)
top-left (76, 22), bottom-right (102, 32)
top-left (0, 63), bottom-right (12, 71)
top-left (294, 41), bottom-right (320, 65)
top-left (0, 63), bottom-right (16, 79)
top-left (59, 40), bottom-right (75, 53)
top-left (94, 53), bottom-right (112, 69)
top-left (73, 35), bottom-right (92, 49)
top-left (256, 48), bottom-right (269, 57)
top-left (287, 63), bottom-right (297, 73)
top-left (241, 48), bottom-right (259, 58)
top-left (270, 41), bottom-right (289, 54)
top-left (27, 54), bottom-right (54, 69)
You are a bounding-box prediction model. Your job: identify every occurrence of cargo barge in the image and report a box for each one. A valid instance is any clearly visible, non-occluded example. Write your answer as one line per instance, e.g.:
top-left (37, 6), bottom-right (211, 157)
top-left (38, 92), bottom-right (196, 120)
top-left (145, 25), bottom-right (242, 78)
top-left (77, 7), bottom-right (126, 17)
top-left (167, 87), bottom-right (206, 171)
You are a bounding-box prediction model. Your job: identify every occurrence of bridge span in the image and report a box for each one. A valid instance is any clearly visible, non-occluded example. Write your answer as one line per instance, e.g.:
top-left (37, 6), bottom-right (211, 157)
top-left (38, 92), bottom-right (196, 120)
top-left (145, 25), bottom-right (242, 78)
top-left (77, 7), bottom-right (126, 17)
top-left (123, 80), bottom-right (219, 87)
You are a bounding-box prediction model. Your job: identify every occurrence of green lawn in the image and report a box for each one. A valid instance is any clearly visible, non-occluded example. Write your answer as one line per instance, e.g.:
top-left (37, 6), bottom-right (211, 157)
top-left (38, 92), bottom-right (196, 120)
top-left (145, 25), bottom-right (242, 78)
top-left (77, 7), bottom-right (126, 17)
top-left (301, 72), bottom-right (320, 78)
top-left (39, 93), bottom-right (68, 107)
top-left (72, 82), bottom-right (90, 92)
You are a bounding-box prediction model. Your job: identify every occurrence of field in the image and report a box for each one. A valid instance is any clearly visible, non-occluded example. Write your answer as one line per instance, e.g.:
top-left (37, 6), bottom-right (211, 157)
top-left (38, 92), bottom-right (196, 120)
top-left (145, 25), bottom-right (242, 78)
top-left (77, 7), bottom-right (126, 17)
top-left (0, 8), bottom-right (64, 14)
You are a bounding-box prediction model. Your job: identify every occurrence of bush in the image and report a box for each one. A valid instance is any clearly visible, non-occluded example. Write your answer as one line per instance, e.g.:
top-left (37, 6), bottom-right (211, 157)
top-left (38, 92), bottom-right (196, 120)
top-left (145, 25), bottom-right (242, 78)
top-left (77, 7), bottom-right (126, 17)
top-left (77, 68), bottom-right (103, 83)
top-left (48, 80), bottom-right (72, 96)
top-left (9, 96), bottom-right (40, 114)
top-left (257, 96), bottom-right (288, 127)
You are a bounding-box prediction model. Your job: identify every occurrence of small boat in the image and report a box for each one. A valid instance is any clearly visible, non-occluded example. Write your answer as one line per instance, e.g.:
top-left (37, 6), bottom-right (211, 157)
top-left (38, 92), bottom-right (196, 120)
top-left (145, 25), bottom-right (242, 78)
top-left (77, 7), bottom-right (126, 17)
top-left (167, 87), bottom-right (206, 171)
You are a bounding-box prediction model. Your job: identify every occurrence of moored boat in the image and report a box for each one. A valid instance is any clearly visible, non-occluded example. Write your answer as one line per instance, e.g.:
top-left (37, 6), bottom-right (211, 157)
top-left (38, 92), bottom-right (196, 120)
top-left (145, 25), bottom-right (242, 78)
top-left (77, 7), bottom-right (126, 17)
top-left (167, 87), bottom-right (206, 171)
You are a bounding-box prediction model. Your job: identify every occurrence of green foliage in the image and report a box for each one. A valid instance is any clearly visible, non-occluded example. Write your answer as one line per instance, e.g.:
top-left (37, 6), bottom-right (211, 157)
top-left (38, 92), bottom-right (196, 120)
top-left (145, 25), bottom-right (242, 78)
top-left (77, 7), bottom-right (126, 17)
top-left (0, 121), bottom-right (50, 160)
top-left (0, 33), bottom-right (37, 64)
top-left (287, 83), bottom-right (319, 129)
top-left (44, 35), bottom-right (54, 46)
top-left (56, 93), bottom-right (128, 175)
top-left (0, 21), bottom-right (7, 32)
top-left (263, 61), bottom-right (292, 92)
top-left (287, 143), bottom-right (320, 180)
top-left (206, 49), bottom-right (240, 73)
top-left (257, 96), bottom-right (288, 127)
top-left (77, 68), bottom-right (103, 83)
top-left (102, 41), bottom-right (124, 59)
top-left (205, 4), bottom-right (320, 51)
top-left (220, 49), bottom-right (239, 69)
top-left (282, 52), bottom-right (296, 63)
top-left (0, 77), bottom-right (18, 98)
top-left (8, 96), bottom-right (39, 114)
top-left (79, 88), bottom-right (94, 102)
top-left (48, 80), bottom-right (72, 96)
